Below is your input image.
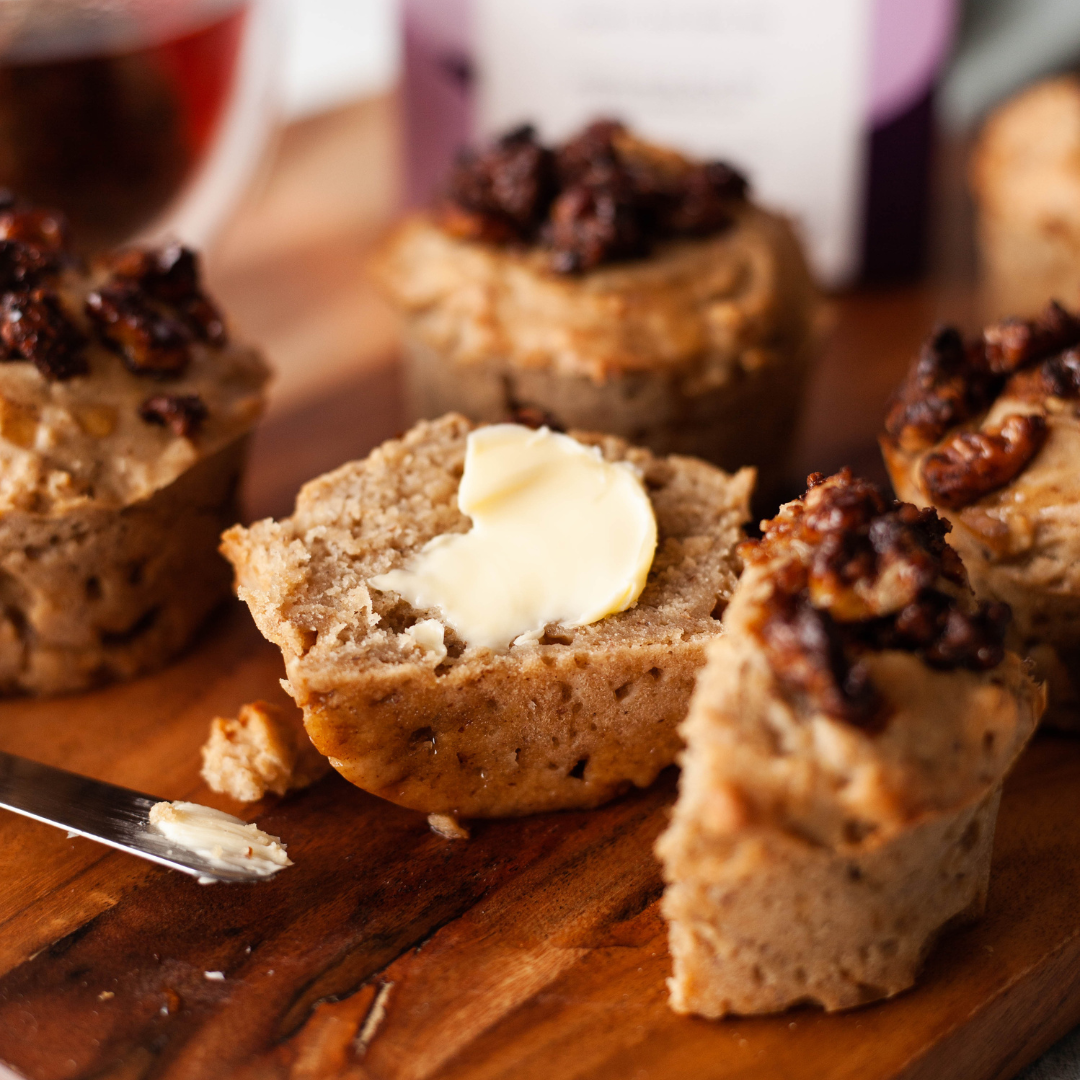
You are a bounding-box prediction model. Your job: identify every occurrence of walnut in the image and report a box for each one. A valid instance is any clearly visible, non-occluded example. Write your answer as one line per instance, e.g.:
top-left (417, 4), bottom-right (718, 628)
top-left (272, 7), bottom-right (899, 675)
top-left (442, 124), bottom-right (556, 244)
top-left (982, 300), bottom-right (1080, 375)
top-left (661, 161), bottom-right (745, 236)
top-left (0, 287), bottom-right (88, 380)
top-left (543, 178), bottom-right (647, 273)
top-left (86, 282), bottom-right (191, 376)
top-left (757, 584), bottom-right (887, 732)
top-left (883, 326), bottom-right (999, 452)
top-left (108, 244), bottom-right (227, 346)
top-left (1006, 346), bottom-right (1080, 401)
top-left (138, 393), bottom-right (207, 437)
top-left (442, 119), bottom-right (746, 273)
top-left (920, 413), bottom-right (1048, 510)
top-left (745, 470), bottom-right (1013, 730)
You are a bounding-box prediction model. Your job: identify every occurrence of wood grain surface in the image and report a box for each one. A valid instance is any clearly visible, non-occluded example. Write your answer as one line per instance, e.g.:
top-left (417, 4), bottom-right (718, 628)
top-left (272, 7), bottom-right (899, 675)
top-left (1, 97), bottom-right (1077, 1080)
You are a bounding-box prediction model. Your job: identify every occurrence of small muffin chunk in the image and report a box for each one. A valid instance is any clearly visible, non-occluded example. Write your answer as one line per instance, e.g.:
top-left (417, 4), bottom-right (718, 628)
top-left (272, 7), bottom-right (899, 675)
top-left (657, 470), bottom-right (1043, 1017)
top-left (882, 303), bottom-right (1080, 729)
top-left (201, 700), bottom-right (330, 803)
top-left (222, 413), bottom-right (754, 817)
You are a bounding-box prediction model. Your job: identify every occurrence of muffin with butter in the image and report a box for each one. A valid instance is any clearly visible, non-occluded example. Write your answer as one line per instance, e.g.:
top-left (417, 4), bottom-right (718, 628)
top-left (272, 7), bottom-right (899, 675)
top-left (373, 121), bottom-right (820, 498)
top-left (222, 413), bottom-right (753, 817)
top-left (0, 197), bottom-right (269, 694)
top-left (657, 470), bottom-right (1042, 1017)
top-left (881, 302), bottom-right (1080, 730)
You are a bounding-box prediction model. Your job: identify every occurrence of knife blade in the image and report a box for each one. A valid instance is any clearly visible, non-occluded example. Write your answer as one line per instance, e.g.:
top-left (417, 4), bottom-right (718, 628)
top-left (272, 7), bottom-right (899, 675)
top-left (0, 750), bottom-right (279, 883)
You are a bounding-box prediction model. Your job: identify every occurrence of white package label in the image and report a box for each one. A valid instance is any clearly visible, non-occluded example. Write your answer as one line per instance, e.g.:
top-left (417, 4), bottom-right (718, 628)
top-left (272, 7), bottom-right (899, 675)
top-left (475, 0), bottom-right (872, 286)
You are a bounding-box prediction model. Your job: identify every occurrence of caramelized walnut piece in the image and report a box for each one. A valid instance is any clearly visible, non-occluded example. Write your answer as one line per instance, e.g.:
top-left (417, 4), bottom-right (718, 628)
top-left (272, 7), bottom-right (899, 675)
top-left (0, 288), bottom-right (88, 380)
top-left (661, 161), bottom-right (746, 236)
top-left (920, 413), bottom-right (1048, 510)
top-left (883, 326), bottom-right (999, 452)
top-left (757, 574), bottom-right (887, 732)
top-left (442, 119), bottom-right (747, 272)
top-left (442, 124), bottom-right (556, 244)
top-left (139, 393), bottom-right (207, 437)
top-left (1006, 346), bottom-right (1080, 401)
top-left (982, 300), bottom-right (1080, 375)
top-left (86, 282), bottom-right (192, 377)
top-left (544, 177), bottom-right (647, 273)
top-left (744, 470), bottom-right (1011, 730)
top-left (109, 244), bottom-right (227, 346)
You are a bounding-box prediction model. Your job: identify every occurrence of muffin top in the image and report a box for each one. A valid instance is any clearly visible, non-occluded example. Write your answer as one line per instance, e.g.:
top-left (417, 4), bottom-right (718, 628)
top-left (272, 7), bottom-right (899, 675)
top-left (375, 122), bottom-right (818, 385)
top-left (687, 469), bottom-right (1043, 841)
top-left (0, 197), bottom-right (269, 516)
top-left (882, 300), bottom-right (1080, 513)
top-left (739, 469), bottom-right (1013, 733)
top-left (435, 120), bottom-right (749, 274)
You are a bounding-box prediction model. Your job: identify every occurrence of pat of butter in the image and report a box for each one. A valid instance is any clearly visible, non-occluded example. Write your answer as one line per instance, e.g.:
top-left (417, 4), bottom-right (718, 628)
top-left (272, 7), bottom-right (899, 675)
top-left (369, 425), bottom-right (657, 650)
top-left (148, 801), bottom-right (292, 880)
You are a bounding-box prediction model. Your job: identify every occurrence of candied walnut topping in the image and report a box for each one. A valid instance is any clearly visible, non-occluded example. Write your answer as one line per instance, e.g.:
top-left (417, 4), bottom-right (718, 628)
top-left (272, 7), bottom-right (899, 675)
top-left (441, 119), bottom-right (748, 273)
top-left (743, 470), bottom-right (1010, 730)
top-left (883, 326), bottom-right (998, 453)
top-left (139, 393), bottom-right (207, 437)
top-left (0, 287), bottom-right (88, 381)
top-left (982, 300), bottom-right (1080, 375)
top-left (86, 243), bottom-right (228, 377)
top-left (86, 282), bottom-right (192, 377)
top-left (0, 196), bottom-right (87, 381)
top-left (920, 413), bottom-right (1048, 510)
top-left (886, 301), bottom-right (1080, 456)
top-left (109, 244), bottom-right (227, 347)
top-left (441, 124), bottom-right (557, 245)
top-left (1005, 346), bottom-right (1080, 401)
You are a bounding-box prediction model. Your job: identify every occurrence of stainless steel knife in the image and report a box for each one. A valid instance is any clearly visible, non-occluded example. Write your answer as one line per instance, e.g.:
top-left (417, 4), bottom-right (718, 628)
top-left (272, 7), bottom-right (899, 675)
top-left (0, 750), bottom-right (277, 883)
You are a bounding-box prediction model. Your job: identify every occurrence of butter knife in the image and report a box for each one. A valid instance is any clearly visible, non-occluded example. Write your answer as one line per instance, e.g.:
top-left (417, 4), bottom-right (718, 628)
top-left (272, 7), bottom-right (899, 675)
top-left (0, 750), bottom-right (284, 884)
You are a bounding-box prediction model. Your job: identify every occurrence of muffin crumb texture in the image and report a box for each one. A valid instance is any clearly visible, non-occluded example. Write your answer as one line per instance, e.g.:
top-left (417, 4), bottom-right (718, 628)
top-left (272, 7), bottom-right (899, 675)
top-left (223, 413), bottom-right (754, 817)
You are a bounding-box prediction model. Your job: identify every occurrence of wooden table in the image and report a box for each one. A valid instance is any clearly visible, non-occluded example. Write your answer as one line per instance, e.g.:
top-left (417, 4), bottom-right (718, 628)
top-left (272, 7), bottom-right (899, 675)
top-left (2, 96), bottom-right (1079, 1080)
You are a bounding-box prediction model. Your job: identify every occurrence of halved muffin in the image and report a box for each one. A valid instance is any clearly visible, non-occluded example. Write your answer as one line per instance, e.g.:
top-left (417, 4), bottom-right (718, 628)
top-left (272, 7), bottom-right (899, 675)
top-left (0, 197), bottom-right (269, 693)
top-left (657, 470), bottom-right (1043, 1017)
top-left (882, 302), bottom-right (1080, 729)
top-left (373, 121), bottom-right (820, 498)
top-left (221, 413), bottom-right (753, 817)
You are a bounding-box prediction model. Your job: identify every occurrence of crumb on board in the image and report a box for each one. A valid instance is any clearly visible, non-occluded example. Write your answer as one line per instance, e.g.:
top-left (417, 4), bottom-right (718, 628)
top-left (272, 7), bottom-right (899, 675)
top-left (200, 700), bottom-right (329, 803)
top-left (427, 812), bottom-right (470, 840)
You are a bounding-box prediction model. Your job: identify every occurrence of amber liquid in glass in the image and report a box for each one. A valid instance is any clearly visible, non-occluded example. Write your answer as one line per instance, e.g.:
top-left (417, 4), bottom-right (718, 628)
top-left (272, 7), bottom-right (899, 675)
top-left (0, 4), bottom-right (248, 250)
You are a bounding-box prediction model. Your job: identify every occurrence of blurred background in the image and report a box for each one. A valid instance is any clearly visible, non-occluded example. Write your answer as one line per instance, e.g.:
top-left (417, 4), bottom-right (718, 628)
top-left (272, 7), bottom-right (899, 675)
top-left (207, 0), bottom-right (1080, 407)
top-left (4, 0), bottom-right (1080, 485)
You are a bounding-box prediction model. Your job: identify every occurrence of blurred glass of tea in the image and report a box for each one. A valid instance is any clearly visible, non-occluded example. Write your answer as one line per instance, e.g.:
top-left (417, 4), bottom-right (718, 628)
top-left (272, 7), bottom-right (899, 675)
top-left (0, 0), bottom-right (281, 251)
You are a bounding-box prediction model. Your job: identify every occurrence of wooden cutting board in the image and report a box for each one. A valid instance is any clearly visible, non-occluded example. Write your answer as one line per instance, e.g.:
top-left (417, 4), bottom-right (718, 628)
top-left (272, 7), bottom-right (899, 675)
top-left (1, 361), bottom-right (1079, 1080)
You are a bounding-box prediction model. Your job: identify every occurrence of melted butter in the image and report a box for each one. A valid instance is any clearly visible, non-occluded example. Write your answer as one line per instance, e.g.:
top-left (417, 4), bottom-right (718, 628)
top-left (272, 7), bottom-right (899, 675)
top-left (370, 425), bottom-right (658, 650)
top-left (148, 801), bottom-right (292, 880)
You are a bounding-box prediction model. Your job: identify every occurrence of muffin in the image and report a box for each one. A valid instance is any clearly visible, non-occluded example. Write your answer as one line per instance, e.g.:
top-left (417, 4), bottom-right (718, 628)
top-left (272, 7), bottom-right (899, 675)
top-left (882, 302), bottom-right (1080, 729)
top-left (971, 75), bottom-right (1080, 318)
top-left (222, 413), bottom-right (754, 818)
top-left (0, 196), bottom-right (269, 694)
top-left (656, 470), bottom-right (1043, 1017)
top-left (373, 121), bottom-right (820, 498)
